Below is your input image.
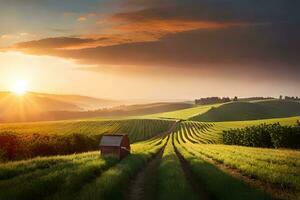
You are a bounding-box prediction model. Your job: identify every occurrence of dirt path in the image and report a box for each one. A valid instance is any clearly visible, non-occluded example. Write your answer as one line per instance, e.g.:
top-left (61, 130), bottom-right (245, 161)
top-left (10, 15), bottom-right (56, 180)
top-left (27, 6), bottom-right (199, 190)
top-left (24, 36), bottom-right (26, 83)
top-left (124, 133), bottom-right (170, 200)
top-left (172, 139), bottom-right (212, 200)
top-left (125, 147), bottom-right (165, 200)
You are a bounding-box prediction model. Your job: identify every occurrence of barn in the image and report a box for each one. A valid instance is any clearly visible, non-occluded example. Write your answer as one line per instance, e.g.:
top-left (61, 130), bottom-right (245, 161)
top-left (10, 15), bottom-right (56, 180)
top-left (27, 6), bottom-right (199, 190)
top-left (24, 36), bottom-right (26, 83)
top-left (99, 134), bottom-right (131, 160)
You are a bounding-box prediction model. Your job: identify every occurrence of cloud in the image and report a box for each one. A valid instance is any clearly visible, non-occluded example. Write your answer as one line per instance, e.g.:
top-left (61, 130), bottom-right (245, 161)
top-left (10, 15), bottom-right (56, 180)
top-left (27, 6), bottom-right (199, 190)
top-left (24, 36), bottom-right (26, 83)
top-left (122, 0), bottom-right (298, 23)
top-left (12, 22), bottom-right (299, 68)
top-left (77, 16), bottom-right (87, 22)
top-left (13, 37), bottom-right (97, 50)
top-left (7, 0), bottom-right (300, 82)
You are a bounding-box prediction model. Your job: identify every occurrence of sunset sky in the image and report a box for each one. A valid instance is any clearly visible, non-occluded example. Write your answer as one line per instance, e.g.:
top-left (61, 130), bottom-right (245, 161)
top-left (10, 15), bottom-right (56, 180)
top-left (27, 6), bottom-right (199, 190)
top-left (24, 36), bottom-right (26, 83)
top-left (0, 0), bottom-right (299, 100)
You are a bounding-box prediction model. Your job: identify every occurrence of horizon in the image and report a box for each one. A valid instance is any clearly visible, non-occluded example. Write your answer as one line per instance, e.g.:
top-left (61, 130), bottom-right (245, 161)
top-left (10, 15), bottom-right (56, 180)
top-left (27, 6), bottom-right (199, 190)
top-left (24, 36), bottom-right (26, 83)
top-left (0, 89), bottom-right (292, 102)
top-left (0, 0), bottom-right (299, 99)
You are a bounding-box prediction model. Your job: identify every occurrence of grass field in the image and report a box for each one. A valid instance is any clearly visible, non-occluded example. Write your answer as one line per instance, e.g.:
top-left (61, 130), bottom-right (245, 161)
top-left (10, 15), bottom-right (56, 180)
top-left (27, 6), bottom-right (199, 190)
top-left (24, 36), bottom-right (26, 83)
top-left (0, 119), bottom-right (174, 139)
top-left (172, 120), bottom-right (300, 199)
top-left (142, 103), bottom-right (222, 120)
top-left (191, 100), bottom-right (300, 122)
top-left (0, 103), bottom-right (300, 200)
top-left (0, 137), bottom-right (167, 200)
top-left (0, 119), bottom-right (174, 161)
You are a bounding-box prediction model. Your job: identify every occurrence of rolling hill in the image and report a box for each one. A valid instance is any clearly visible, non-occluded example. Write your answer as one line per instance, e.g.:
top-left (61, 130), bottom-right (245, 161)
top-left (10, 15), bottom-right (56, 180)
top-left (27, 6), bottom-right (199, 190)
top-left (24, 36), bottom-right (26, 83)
top-left (142, 103), bottom-right (222, 120)
top-left (190, 100), bottom-right (300, 122)
top-left (0, 92), bottom-right (121, 122)
top-left (0, 91), bottom-right (193, 122)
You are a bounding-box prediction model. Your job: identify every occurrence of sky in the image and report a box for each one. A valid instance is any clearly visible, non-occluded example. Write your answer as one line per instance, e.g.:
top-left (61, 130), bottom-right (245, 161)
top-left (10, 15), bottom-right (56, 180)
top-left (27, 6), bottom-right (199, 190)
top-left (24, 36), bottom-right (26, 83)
top-left (0, 0), bottom-right (299, 100)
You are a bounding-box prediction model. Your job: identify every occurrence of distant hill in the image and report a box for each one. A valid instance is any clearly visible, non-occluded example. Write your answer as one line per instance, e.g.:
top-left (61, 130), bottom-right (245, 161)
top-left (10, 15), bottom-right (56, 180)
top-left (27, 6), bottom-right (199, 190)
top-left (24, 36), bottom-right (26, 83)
top-left (39, 102), bottom-right (193, 121)
top-left (29, 92), bottom-right (120, 110)
top-left (0, 92), bottom-right (120, 122)
top-left (190, 100), bottom-right (300, 122)
top-left (0, 92), bottom-right (192, 122)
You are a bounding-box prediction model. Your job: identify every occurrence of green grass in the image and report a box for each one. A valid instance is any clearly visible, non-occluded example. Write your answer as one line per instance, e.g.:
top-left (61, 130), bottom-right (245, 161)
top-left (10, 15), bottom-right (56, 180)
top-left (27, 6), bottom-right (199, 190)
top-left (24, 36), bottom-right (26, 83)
top-left (0, 137), bottom-right (167, 200)
top-left (0, 119), bottom-right (174, 143)
top-left (141, 104), bottom-right (222, 120)
top-left (158, 137), bottom-right (197, 200)
top-left (190, 100), bottom-right (300, 122)
top-left (212, 116), bottom-right (300, 134)
top-left (0, 152), bottom-right (103, 180)
top-left (175, 140), bottom-right (272, 200)
top-left (171, 116), bottom-right (300, 145)
top-left (0, 152), bottom-right (116, 200)
top-left (173, 121), bottom-right (300, 197)
top-left (184, 144), bottom-right (300, 191)
top-left (75, 137), bottom-right (167, 200)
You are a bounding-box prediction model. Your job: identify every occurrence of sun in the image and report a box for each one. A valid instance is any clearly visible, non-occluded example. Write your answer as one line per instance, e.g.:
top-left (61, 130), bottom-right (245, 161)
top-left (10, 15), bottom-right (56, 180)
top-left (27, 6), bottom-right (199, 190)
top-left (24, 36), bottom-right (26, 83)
top-left (11, 80), bottom-right (29, 96)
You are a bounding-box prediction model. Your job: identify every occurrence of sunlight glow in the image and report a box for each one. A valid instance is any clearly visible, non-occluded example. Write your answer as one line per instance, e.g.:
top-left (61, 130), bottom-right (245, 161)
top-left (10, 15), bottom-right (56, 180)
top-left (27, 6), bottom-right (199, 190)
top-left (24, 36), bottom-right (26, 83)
top-left (11, 80), bottom-right (28, 96)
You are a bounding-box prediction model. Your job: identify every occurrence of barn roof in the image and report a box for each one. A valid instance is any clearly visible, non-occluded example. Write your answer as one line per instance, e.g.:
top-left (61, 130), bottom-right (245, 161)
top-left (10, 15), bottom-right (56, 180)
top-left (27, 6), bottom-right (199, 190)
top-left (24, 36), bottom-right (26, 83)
top-left (99, 135), bottom-right (125, 147)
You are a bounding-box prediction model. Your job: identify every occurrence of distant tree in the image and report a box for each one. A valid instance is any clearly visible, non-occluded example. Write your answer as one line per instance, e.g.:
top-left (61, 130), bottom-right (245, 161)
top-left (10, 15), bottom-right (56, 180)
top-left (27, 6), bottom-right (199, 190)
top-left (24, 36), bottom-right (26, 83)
top-left (279, 95), bottom-right (282, 100)
top-left (233, 96), bottom-right (238, 101)
top-left (195, 97), bottom-right (231, 105)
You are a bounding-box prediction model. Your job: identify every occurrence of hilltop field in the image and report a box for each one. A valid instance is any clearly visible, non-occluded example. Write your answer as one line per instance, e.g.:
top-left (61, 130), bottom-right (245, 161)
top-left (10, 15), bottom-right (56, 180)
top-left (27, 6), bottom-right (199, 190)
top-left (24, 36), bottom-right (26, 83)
top-left (0, 99), bottom-right (299, 200)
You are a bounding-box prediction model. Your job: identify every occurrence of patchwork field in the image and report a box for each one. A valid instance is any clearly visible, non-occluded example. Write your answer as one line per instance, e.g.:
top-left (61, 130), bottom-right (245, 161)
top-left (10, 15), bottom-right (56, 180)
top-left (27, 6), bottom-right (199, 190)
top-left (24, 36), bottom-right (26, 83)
top-left (0, 101), bottom-right (299, 200)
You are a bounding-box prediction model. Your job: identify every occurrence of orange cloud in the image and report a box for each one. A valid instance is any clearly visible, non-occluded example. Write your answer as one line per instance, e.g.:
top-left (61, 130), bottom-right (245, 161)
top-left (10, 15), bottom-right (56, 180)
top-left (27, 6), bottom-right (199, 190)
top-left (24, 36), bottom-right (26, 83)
top-left (115, 19), bottom-right (239, 34)
top-left (77, 16), bottom-right (87, 22)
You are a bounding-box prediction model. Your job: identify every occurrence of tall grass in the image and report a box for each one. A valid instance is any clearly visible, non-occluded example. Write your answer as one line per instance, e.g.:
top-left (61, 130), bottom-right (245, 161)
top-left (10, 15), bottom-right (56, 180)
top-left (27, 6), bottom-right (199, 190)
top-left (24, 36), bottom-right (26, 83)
top-left (0, 119), bottom-right (174, 161)
top-left (0, 152), bottom-right (118, 200)
top-left (0, 137), bottom-right (167, 200)
top-left (157, 137), bottom-right (197, 200)
top-left (75, 138), bottom-right (167, 200)
top-left (186, 144), bottom-right (300, 191)
top-left (174, 137), bottom-right (271, 200)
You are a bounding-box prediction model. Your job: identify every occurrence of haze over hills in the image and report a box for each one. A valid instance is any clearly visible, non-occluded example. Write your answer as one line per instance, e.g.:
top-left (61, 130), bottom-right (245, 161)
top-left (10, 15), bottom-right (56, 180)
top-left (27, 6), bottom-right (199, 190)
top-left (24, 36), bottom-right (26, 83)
top-left (0, 91), bottom-right (193, 122)
top-left (28, 92), bottom-right (122, 110)
top-left (0, 91), bottom-right (120, 122)
top-left (0, 92), bottom-right (120, 110)
top-left (1, 91), bottom-right (300, 123)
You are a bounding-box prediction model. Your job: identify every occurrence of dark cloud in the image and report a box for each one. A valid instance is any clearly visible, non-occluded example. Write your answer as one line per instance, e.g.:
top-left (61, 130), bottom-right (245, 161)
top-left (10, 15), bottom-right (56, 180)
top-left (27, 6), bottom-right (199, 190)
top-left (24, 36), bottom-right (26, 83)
top-left (13, 22), bottom-right (299, 72)
top-left (121, 0), bottom-right (299, 23)
top-left (8, 0), bottom-right (300, 82)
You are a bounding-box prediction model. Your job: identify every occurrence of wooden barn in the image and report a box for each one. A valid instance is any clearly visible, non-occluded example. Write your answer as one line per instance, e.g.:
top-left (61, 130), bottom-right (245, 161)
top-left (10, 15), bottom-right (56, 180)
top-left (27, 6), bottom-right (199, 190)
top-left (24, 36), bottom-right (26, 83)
top-left (99, 134), bottom-right (131, 159)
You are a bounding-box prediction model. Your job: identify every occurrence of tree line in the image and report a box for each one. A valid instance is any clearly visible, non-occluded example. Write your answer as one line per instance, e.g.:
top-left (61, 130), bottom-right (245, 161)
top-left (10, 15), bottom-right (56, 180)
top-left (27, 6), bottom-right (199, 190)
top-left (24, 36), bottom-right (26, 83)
top-left (195, 97), bottom-right (235, 105)
top-left (281, 96), bottom-right (300, 101)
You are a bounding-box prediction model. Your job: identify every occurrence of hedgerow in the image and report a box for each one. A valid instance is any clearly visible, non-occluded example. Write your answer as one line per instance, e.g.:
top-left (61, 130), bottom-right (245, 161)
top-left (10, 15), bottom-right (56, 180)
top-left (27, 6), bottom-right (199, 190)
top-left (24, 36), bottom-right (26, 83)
top-left (222, 122), bottom-right (300, 149)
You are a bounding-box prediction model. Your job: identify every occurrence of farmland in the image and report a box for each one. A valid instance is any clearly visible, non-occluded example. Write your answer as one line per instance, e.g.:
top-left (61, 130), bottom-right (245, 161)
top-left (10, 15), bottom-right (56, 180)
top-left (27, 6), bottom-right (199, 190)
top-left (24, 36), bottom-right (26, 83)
top-left (190, 100), bottom-right (300, 122)
top-left (0, 102), bottom-right (300, 200)
top-left (142, 103), bottom-right (222, 120)
top-left (0, 119), bottom-right (174, 160)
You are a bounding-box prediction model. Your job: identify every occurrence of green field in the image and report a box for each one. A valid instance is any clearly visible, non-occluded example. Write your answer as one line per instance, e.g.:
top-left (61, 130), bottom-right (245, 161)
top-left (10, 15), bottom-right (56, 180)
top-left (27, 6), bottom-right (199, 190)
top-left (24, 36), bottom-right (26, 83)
top-left (0, 119), bottom-right (173, 137)
top-left (0, 102), bottom-right (300, 200)
top-left (142, 103), bottom-right (222, 120)
top-left (191, 100), bottom-right (300, 122)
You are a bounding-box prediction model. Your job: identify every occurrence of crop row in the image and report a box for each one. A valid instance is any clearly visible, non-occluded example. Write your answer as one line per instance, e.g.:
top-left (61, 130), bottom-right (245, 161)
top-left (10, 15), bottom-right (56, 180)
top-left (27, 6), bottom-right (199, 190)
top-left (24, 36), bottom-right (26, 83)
top-left (0, 137), bottom-right (167, 200)
top-left (181, 143), bottom-right (300, 191)
top-left (0, 119), bottom-right (174, 139)
top-left (0, 119), bottom-right (174, 161)
top-left (173, 121), bottom-right (221, 144)
top-left (173, 135), bottom-right (271, 200)
top-left (171, 120), bottom-right (300, 199)
top-left (157, 136), bottom-right (196, 200)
